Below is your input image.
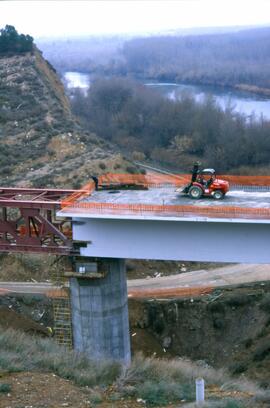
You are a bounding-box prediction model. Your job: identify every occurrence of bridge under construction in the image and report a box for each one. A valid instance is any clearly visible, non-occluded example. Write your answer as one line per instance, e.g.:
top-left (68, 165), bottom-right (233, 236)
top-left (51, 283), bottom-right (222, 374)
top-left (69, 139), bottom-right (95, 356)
top-left (1, 173), bottom-right (270, 364)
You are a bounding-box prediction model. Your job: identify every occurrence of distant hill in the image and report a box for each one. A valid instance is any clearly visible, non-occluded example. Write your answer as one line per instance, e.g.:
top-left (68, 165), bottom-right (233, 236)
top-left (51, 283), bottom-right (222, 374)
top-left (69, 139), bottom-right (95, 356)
top-left (37, 26), bottom-right (270, 92)
top-left (121, 26), bottom-right (270, 90)
top-left (0, 43), bottom-right (130, 188)
top-left (36, 35), bottom-right (126, 74)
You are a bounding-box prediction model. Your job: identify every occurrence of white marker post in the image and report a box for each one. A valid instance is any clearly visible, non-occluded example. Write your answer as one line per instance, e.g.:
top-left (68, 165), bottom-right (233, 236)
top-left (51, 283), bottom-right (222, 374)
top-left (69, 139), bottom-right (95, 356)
top-left (196, 378), bottom-right (205, 406)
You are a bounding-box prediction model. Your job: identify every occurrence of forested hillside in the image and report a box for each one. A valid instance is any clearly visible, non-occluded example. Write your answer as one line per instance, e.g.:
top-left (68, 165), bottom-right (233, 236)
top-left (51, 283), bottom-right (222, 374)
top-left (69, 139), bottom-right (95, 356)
top-left (122, 27), bottom-right (270, 89)
top-left (72, 77), bottom-right (270, 174)
top-left (39, 26), bottom-right (270, 92)
top-left (0, 25), bottom-right (33, 55)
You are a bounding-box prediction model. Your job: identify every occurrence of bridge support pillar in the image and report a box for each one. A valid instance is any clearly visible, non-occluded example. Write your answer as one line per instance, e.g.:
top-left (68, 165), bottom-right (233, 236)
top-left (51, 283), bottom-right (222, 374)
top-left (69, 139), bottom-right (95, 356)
top-left (69, 258), bottom-right (131, 364)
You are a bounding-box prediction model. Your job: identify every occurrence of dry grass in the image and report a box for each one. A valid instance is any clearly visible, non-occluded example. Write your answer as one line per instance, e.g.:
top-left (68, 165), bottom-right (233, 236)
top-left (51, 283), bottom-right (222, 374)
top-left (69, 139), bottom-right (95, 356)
top-left (0, 253), bottom-right (67, 282)
top-left (0, 329), bottom-right (267, 406)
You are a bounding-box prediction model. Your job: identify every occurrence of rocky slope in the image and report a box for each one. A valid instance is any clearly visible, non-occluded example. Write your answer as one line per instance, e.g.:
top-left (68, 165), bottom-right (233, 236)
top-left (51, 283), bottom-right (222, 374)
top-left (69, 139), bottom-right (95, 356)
top-left (0, 47), bottom-right (129, 188)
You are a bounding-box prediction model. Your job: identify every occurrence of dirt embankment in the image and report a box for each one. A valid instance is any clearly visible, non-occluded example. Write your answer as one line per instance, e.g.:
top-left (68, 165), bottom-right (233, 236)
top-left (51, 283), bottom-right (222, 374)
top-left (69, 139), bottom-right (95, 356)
top-left (1, 281), bottom-right (270, 387)
top-left (129, 282), bottom-right (270, 387)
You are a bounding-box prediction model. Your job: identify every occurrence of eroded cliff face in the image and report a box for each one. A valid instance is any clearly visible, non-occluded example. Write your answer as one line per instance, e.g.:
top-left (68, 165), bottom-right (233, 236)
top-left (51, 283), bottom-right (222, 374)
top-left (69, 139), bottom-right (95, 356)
top-left (0, 48), bottom-right (128, 187)
top-left (129, 282), bottom-right (270, 387)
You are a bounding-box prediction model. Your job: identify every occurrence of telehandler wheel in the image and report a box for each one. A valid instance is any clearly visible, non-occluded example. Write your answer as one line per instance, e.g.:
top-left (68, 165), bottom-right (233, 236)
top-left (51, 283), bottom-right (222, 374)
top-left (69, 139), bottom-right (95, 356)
top-left (188, 186), bottom-right (203, 199)
top-left (212, 190), bottom-right (224, 200)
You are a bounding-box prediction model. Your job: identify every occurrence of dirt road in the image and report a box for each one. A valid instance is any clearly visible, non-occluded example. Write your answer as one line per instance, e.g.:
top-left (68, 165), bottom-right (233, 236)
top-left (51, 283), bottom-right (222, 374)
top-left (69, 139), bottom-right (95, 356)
top-left (128, 263), bottom-right (270, 290)
top-left (0, 263), bottom-right (269, 298)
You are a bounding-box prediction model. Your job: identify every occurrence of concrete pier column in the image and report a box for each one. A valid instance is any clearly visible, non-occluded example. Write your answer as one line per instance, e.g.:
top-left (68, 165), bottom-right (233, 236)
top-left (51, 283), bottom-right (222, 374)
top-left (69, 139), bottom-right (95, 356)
top-left (70, 258), bottom-right (131, 364)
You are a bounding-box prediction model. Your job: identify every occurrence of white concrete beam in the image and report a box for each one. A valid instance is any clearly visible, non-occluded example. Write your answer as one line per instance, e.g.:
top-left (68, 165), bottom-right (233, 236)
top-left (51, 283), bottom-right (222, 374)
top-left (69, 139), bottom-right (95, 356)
top-left (72, 217), bottom-right (270, 263)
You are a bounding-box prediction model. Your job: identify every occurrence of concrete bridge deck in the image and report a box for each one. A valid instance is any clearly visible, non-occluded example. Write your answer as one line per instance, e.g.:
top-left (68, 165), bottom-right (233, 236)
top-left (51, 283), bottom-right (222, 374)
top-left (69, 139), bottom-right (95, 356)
top-left (59, 176), bottom-right (270, 263)
top-left (83, 187), bottom-right (270, 209)
top-left (60, 177), bottom-right (270, 221)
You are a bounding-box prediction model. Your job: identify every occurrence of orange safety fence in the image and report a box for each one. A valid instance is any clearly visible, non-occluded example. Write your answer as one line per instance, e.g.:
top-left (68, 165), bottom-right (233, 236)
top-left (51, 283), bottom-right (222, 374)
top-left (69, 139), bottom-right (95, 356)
top-left (46, 288), bottom-right (69, 299)
top-left (98, 173), bottom-right (270, 188)
top-left (128, 286), bottom-right (213, 299)
top-left (61, 200), bottom-right (270, 219)
top-left (46, 286), bottom-right (212, 299)
top-left (99, 172), bottom-right (189, 187)
top-left (60, 173), bottom-right (270, 220)
top-left (61, 180), bottom-right (96, 207)
top-left (0, 288), bottom-right (11, 295)
top-left (220, 175), bottom-right (270, 186)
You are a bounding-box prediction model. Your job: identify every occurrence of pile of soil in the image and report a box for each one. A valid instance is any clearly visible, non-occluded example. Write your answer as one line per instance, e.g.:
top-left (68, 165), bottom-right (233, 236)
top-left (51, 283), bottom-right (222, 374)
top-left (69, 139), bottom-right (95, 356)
top-left (0, 372), bottom-right (143, 408)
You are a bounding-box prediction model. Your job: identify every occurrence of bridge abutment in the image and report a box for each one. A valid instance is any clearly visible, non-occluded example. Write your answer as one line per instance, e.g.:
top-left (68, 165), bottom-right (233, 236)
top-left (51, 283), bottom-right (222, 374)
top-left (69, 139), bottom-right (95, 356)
top-left (70, 258), bottom-right (131, 364)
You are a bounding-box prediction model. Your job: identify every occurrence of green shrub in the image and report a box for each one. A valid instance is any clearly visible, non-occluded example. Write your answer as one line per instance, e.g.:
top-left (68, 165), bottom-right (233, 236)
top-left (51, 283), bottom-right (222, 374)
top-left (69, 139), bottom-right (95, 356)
top-left (137, 380), bottom-right (193, 406)
top-left (0, 383), bottom-right (11, 393)
top-left (0, 328), bottom-right (121, 385)
top-left (89, 391), bottom-right (103, 404)
top-left (0, 351), bottom-right (24, 372)
top-left (260, 293), bottom-right (270, 312)
top-left (253, 342), bottom-right (270, 361)
top-left (213, 318), bottom-right (225, 329)
top-left (244, 338), bottom-right (253, 348)
top-left (257, 327), bottom-right (269, 338)
top-left (207, 302), bottom-right (225, 313)
top-left (126, 165), bottom-right (137, 174)
top-left (254, 389), bottom-right (270, 403)
top-left (108, 392), bottom-right (122, 401)
top-left (224, 293), bottom-right (250, 307)
top-left (98, 162), bottom-right (106, 170)
top-left (0, 25), bottom-right (33, 55)
top-left (206, 399), bottom-right (245, 408)
top-left (229, 362), bottom-right (248, 375)
top-left (13, 294), bottom-right (35, 306)
top-left (223, 400), bottom-right (245, 408)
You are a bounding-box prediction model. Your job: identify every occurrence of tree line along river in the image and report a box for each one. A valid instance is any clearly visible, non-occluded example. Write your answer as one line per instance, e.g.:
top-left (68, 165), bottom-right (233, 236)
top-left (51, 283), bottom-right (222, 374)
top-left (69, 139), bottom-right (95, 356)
top-left (63, 71), bottom-right (270, 120)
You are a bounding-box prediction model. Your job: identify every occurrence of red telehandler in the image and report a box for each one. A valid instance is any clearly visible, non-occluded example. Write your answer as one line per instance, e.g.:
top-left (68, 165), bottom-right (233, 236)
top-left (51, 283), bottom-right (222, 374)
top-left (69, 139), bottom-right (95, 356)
top-left (181, 162), bottom-right (229, 199)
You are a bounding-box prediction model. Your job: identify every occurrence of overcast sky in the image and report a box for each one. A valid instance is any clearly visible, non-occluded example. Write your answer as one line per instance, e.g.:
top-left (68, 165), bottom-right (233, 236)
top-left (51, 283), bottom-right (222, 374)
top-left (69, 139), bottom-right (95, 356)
top-left (0, 0), bottom-right (270, 38)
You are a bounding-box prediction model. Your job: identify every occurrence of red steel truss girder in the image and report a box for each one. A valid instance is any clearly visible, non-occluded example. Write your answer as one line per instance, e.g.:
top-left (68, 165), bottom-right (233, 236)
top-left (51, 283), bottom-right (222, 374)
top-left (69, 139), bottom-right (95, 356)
top-left (0, 187), bottom-right (82, 254)
top-left (0, 187), bottom-right (85, 209)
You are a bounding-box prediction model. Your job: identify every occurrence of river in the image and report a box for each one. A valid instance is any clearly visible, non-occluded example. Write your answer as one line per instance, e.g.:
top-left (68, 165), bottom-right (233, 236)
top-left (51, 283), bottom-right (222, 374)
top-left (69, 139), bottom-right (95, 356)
top-left (63, 71), bottom-right (270, 120)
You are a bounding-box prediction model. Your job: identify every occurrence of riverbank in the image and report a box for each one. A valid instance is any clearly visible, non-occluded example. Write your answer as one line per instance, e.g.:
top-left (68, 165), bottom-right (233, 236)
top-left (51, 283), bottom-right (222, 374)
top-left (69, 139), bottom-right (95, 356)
top-left (63, 70), bottom-right (270, 120)
top-left (152, 73), bottom-right (270, 98)
top-left (235, 83), bottom-right (270, 97)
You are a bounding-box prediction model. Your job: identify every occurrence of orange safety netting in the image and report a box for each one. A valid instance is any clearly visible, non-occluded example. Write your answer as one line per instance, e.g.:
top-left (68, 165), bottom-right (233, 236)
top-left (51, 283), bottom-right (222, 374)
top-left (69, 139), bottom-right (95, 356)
top-left (99, 172), bottom-right (189, 187)
top-left (128, 286), bottom-right (213, 299)
top-left (61, 181), bottom-right (96, 207)
top-left (0, 288), bottom-right (10, 295)
top-left (60, 173), bottom-right (270, 220)
top-left (220, 175), bottom-right (270, 186)
top-left (46, 288), bottom-right (69, 298)
top-left (61, 201), bottom-right (270, 219)
top-left (99, 173), bottom-right (270, 187)
top-left (46, 286), bottom-right (212, 299)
